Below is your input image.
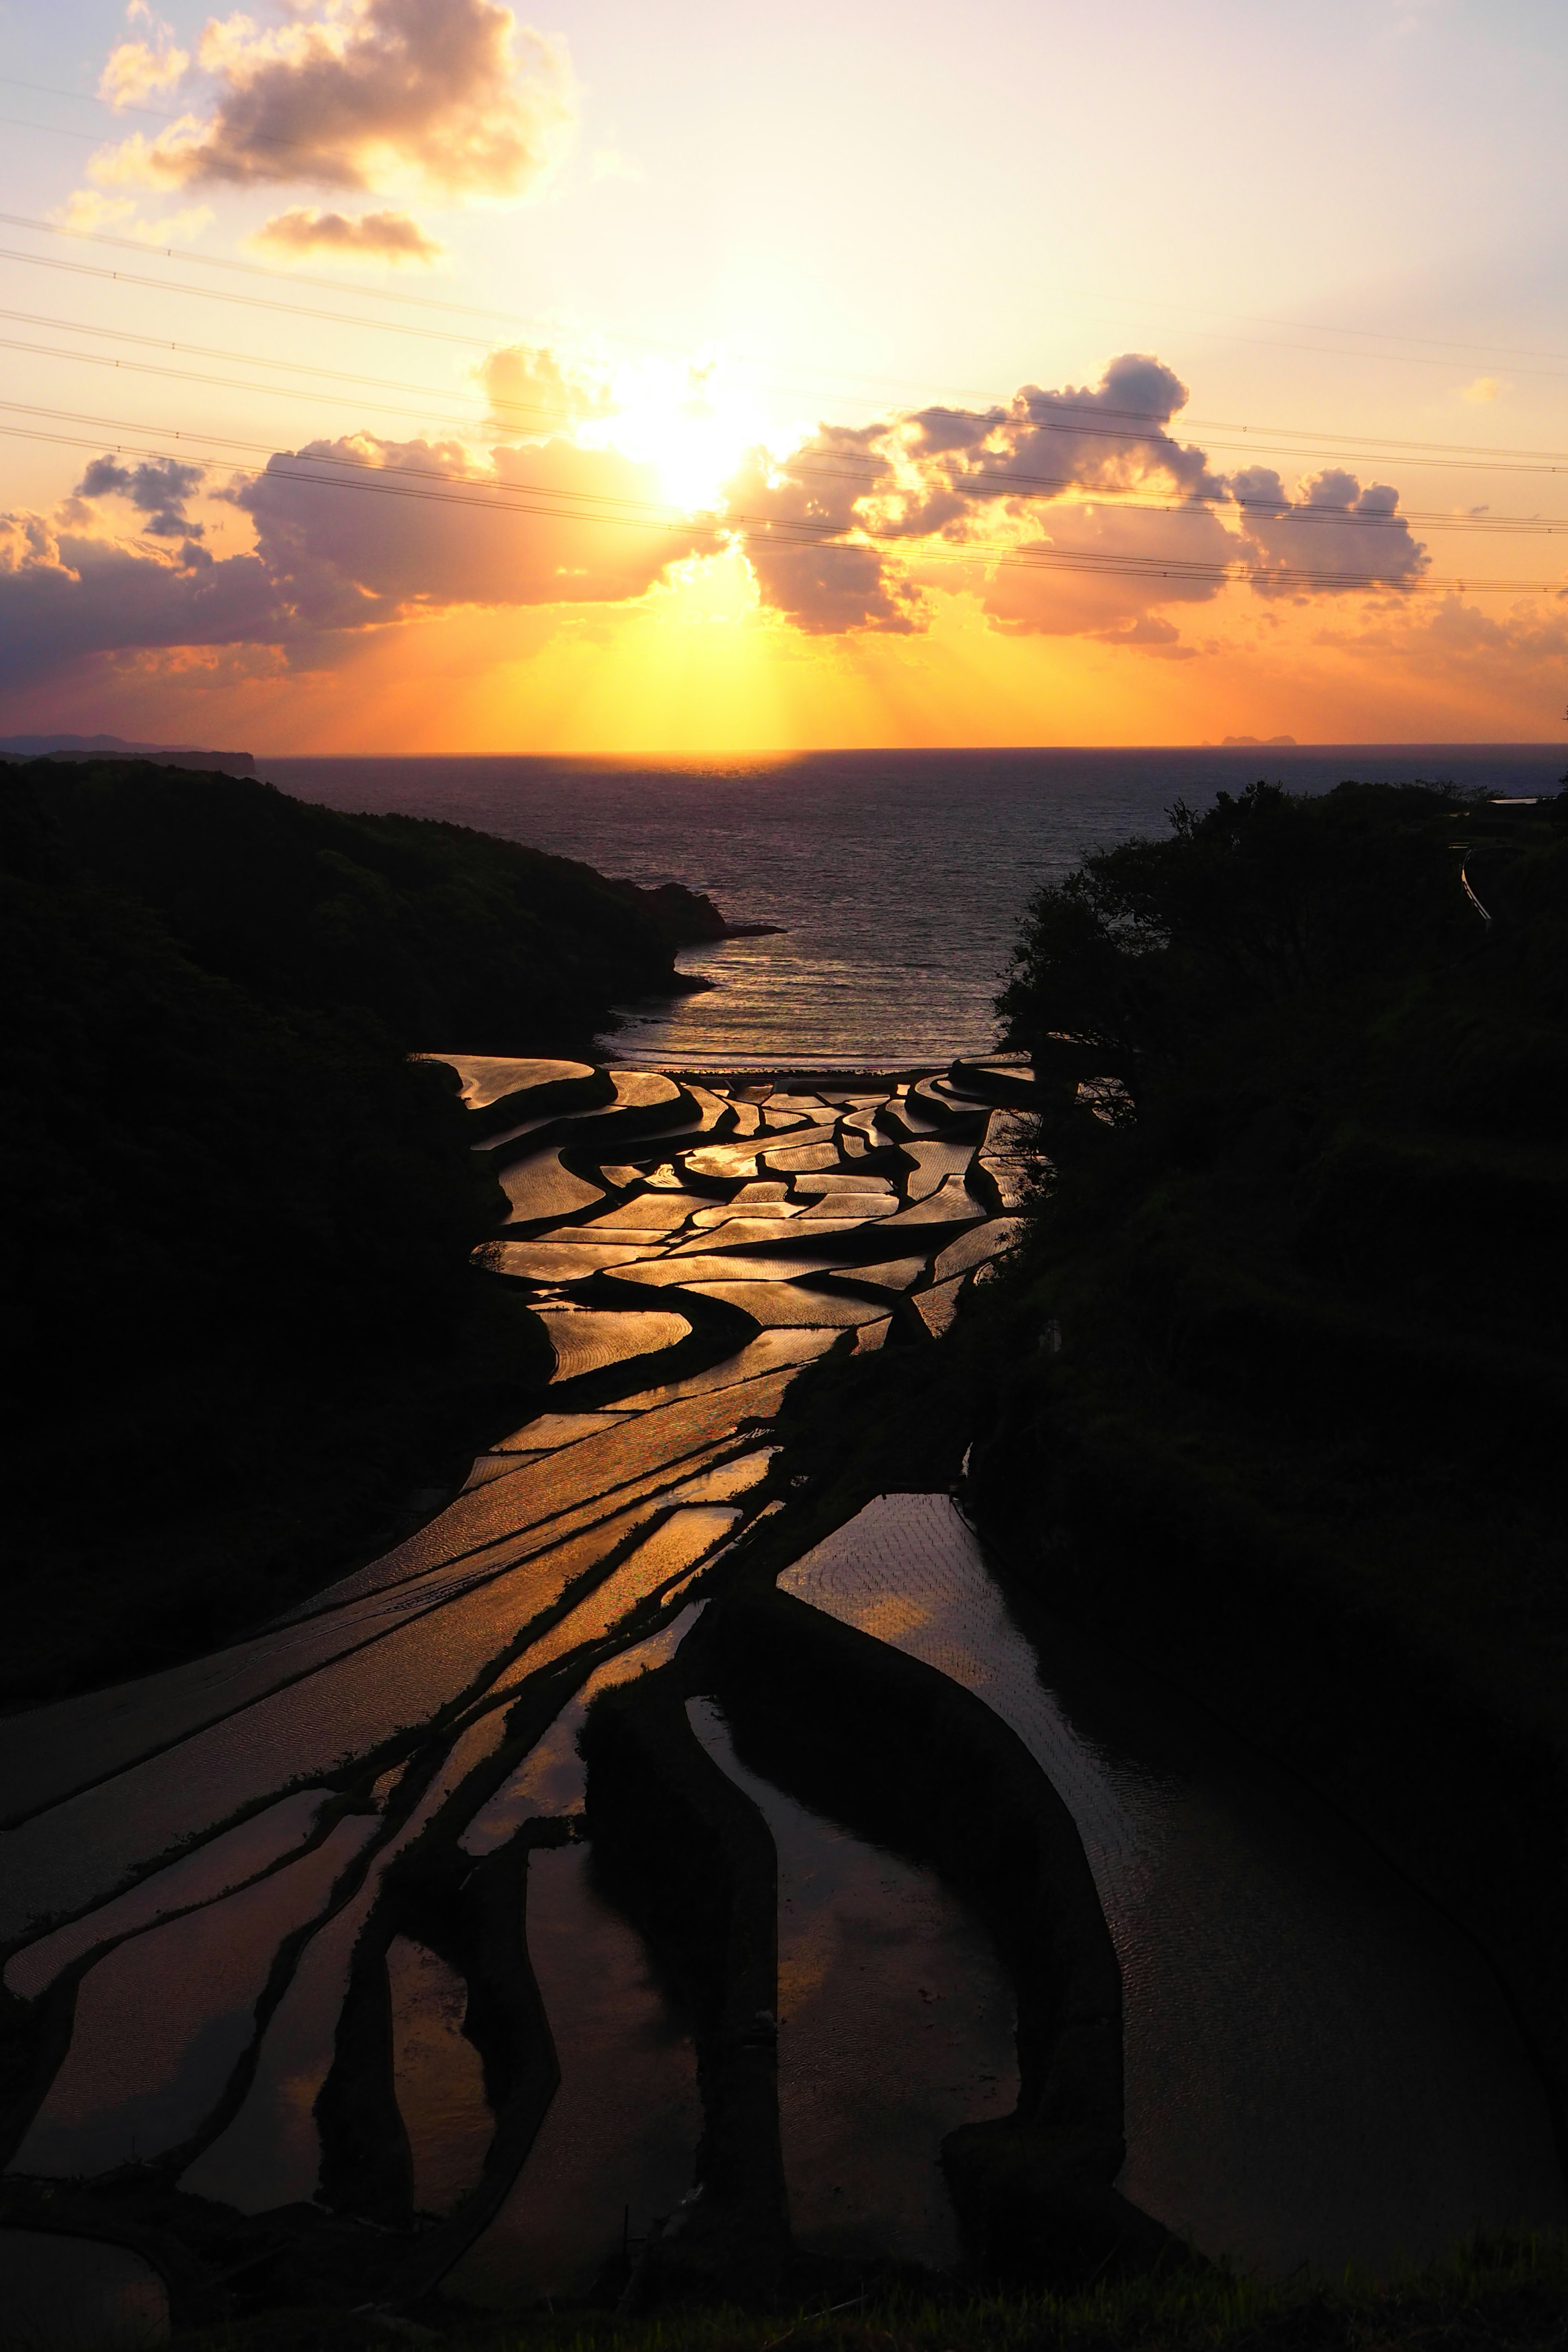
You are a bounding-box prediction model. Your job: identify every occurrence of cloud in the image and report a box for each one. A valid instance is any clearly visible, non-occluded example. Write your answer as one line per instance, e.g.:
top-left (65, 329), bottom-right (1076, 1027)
top-left (51, 187), bottom-right (214, 242)
top-left (0, 350), bottom-right (1452, 695)
top-left (475, 345), bottom-right (617, 439)
top-left (252, 205), bottom-right (442, 261)
top-left (73, 454), bottom-right (207, 540)
top-left (1461, 375), bottom-right (1506, 403)
top-left (919, 352), bottom-right (1229, 509)
top-left (90, 0), bottom-right (576, 198)
top-left (1231, 465), bottom-right (1428, 594)
top-left (0, 427), bottom-right (707, 691)
top-left (99, 2), bottom-right (189, 106)
top-left (978, 498), bottom-right (1237, 640)
top-left (719, 358), bottom-right (1437, 640)
top-left (0, 516), bottom-right (279, 690)
top-left (229, 432), bottom-right (704, 616)
top-left (1313, 590), bottom-right (1568, 674)
top-left (724, 428), bottom-right (929, 634)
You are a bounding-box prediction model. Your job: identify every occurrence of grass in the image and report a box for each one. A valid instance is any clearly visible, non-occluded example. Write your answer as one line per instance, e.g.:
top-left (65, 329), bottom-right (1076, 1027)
top-left (167, 2236), bottom-right (1568, 2352)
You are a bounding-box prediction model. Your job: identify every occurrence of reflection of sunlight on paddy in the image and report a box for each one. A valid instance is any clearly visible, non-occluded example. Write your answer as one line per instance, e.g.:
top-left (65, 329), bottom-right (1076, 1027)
top-left (687, 1697), bottom-right (1017, 2269)
top-left (780, 1495), bottom-right (1566, 2276)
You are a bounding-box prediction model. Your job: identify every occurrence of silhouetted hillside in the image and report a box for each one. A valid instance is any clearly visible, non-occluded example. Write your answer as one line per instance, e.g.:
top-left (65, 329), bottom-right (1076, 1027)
top-left (966, 777), bottom-right (1568, 2113)
top-left (0, 758), bottom-right (711, 1703)
top-left (17, 756), bottom-right (708, 1051)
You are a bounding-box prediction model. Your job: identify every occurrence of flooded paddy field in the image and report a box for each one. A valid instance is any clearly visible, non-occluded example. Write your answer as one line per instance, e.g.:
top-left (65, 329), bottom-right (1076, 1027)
top-left (0, 1045), bottom-right (1559, 2337)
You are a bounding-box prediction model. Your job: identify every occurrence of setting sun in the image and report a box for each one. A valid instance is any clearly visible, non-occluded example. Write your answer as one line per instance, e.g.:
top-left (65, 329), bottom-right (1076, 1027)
top-left (594, 358), bottom-right (769, 514)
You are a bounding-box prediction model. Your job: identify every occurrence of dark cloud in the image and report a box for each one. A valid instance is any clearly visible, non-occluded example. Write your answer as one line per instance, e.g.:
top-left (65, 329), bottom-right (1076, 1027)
top-left (724, 427), bottom-right (929, 634)
top-left (232, 432), bottom-right (704, 614)
top-left (253, 206), bottom-right (442, 262)
top-left (74, 455), bottom-right (207, 539)
top-left (1, 430), bottom-right (703, 690)
top-left (1232, 465), bottom-right (1428, 592)
top-left (96, 0), bottom-right (574, 198)
top-left (723, 355), bottom-right (1428, 639)
top-left (0, 519), bottom-right (277, 688)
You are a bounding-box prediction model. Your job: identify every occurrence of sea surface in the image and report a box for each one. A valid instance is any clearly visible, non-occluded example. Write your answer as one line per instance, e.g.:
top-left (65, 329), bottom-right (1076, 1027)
top-left (264, 746), bottom-right (1565, 1069)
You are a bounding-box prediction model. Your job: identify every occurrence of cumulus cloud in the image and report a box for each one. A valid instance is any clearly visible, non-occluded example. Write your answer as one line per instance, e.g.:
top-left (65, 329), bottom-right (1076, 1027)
top-left (74, 454), bottom-right (207, 540)
top-left (978, 499), bottom-right (1238, 641)
top-left (0, 429), bottom-right (705, 690)
top-left (229, 432), bottom-right (704, 615)
top-left (99, 1), bottom-right (189, 106)
top-left (0, 350), bottom-right (1451, 691)
top-left (902, 352), bottom-right (1229, 516)
top-left (476, 345), bottom-right (617, 439)
top-left (252, 205), bottom-right (442, 261)
top-left (724, 426), bottom-right (929, 635)
top-left (720, 354), bottom-right (1430, 641)
top-left (1231, 465), bottom-right (1428, 594)
top-left (91, 0), bottom-right (575, 198)
top-left (0, 515), bottom-right (276, 690)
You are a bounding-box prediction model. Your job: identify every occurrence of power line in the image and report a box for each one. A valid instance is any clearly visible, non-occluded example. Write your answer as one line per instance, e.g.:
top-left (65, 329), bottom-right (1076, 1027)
top-left (0, 205), bottom-right (614, 337)
top-left (10, 339), bottom-right (1567, 538)
top-left (7, 136), bottom-right (1568, 399)
top-left (0, 241), bottom-right (507, 350)
top-left (3, 408), bottom-right (1556, 594)
top-left (11, 238), bottom-right (1568, 501)
top-left (7, 206), bottom-right (1568, 431)
top-left (12, 287), bottom-right (1568, 491)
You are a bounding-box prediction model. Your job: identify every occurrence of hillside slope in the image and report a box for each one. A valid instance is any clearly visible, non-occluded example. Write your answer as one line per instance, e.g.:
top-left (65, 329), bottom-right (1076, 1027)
top-left (0, 760), bottom-right (706, 1705)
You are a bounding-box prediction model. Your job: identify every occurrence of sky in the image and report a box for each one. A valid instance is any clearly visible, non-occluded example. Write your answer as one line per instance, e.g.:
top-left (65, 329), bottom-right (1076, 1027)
top-left (1, 0), bottom-right (1566, 750)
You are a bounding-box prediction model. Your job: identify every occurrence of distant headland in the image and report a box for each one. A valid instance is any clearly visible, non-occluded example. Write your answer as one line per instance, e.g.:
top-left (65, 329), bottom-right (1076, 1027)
top-left (0, 731), bottom-right (255, 773)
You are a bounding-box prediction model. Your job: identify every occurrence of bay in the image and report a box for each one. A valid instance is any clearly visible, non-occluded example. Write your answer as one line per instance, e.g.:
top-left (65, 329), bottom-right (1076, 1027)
top-left (265, 746), bottom-right (1564, 1069)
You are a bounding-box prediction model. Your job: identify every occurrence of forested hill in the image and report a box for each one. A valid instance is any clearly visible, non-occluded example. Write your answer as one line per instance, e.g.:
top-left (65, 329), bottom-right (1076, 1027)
top-left (5, 755), bottom-right (712, 1052)
top-left (964, 777), bottom-right (1568, 2114)
top-left (0, 758), bottom-right (710, 1704)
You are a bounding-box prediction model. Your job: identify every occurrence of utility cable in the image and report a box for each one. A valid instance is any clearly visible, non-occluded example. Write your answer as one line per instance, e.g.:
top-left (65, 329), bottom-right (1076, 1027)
top-left (7, 344), bottom-right (1567, 537)
top-left (1, 412), bottom-right (1552, 594)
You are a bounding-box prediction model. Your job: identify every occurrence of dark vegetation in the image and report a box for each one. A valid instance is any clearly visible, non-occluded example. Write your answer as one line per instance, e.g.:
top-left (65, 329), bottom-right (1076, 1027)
top-left (0, 758), bottom-right (709, 1707)
top-left (943, 780), bottom-right (1568, 2117)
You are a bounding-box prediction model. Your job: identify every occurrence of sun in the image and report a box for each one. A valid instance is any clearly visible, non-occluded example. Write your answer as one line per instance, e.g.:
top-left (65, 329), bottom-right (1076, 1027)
top-left (601, 356), bottom-right (763, 512)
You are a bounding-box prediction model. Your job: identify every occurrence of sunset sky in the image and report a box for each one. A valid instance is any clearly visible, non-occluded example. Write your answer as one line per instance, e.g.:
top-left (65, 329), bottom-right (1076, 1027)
top-left (1, 0), bottom-right (1566, 749)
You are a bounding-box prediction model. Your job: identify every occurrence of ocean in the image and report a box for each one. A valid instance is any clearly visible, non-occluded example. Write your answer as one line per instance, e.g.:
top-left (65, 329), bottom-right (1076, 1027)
top-left (264, 746), bottom-right (1566, 1069)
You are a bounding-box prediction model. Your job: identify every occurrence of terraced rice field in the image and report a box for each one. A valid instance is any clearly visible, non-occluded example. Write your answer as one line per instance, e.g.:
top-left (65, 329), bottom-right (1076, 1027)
top-left (4, 1045), bottom-right (1557, 2329)
top-left (779, 1499), bottom-right (1565, 2276)
top-left (0, 1053), bottom-right (1027, 2330)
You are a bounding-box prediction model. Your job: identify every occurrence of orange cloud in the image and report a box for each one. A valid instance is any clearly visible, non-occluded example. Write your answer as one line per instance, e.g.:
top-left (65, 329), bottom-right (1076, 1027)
top-left (252, 206), bottom-right (443, 261)
top-left (91, 0), bottom-right (575, 198)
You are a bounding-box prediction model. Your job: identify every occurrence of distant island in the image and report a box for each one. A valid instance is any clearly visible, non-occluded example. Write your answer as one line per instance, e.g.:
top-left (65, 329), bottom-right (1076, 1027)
top-left (0, 731), bottom-right (256, 773)
top-left (1216, 732), bottom-right (1298, 746)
